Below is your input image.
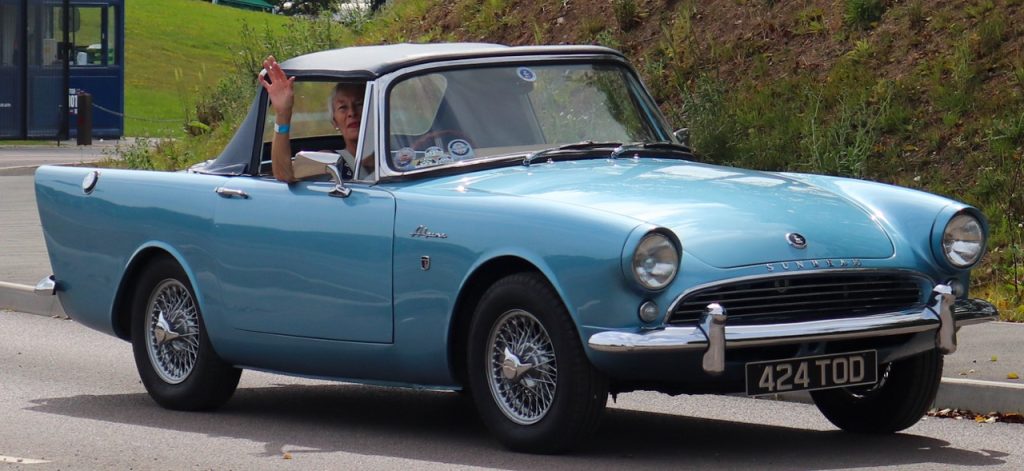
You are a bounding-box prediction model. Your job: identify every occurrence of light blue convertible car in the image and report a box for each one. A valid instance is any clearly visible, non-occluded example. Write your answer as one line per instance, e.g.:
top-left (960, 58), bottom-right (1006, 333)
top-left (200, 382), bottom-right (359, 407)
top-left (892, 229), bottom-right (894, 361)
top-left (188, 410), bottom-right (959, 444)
top-left (35, 43), bottom-right (997, 453)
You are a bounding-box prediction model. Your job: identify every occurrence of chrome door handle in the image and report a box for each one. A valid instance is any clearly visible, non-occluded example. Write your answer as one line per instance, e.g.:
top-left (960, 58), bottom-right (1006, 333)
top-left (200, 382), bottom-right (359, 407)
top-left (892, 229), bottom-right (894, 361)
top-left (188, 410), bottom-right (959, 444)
top-left (215, 187), bottom-right (249, 199)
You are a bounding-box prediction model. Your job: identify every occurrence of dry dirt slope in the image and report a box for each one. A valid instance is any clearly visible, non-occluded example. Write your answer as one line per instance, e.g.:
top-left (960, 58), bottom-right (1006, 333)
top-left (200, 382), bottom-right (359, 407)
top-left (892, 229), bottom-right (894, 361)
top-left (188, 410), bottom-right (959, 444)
top-left (359, 0), bottom-right (1024, 316)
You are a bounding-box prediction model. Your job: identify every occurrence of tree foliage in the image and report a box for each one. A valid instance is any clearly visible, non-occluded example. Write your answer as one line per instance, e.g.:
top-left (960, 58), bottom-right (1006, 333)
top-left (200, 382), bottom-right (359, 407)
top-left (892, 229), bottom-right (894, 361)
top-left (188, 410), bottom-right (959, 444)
top-left (274, 0), bottom-right (337, 16)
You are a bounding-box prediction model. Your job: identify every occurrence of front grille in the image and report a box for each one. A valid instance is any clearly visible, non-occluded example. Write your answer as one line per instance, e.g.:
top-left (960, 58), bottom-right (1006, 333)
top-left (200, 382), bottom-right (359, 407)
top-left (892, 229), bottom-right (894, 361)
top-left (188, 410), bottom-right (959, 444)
top-left (668, 272), bottom-right (925, 325)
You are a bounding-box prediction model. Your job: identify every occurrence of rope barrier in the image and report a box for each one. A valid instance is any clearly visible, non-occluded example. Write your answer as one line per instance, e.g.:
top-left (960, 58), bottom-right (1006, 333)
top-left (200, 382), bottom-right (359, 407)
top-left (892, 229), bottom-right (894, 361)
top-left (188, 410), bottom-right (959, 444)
top-left (91, 102), bottom-right (183, 123)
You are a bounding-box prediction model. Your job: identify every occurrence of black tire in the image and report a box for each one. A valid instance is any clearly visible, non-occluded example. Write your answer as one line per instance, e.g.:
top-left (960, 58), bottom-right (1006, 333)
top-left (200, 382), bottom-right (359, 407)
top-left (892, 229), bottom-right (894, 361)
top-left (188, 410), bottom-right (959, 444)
top-left (131, 256), bottom-right (241, 411)
top-left (467, 273), bottom-right (608, 453)
top-left (810, 348), bottom-right (943, 433)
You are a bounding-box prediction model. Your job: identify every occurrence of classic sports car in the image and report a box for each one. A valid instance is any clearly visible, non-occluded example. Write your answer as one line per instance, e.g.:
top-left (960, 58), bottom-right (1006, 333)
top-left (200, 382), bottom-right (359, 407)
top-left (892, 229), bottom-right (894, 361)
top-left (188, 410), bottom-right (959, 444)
top-left (35, 43), bottom-right (997, 453)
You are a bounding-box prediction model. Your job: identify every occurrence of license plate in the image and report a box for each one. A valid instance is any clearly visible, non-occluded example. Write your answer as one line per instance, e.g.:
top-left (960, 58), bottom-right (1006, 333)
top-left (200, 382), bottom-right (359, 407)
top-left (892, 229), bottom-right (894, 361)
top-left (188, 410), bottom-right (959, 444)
top-left (745, 350), bottom-right (877, 396)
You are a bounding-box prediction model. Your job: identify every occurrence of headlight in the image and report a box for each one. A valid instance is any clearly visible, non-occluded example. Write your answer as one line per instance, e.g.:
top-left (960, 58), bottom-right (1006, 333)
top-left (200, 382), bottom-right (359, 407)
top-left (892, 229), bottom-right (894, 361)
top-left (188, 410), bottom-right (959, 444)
top-left (942, 213), bottom-right (985, 268)
top-left (632, 232), bottom-right (679, 290)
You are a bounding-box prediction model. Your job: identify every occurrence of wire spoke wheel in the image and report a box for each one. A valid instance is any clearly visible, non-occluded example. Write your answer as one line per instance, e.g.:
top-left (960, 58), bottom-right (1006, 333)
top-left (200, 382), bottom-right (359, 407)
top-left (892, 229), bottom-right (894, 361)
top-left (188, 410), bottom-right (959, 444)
top-left (468, 273), bottom-right (607, 452)
top-left (145, 279), bottom-right (201, 384)
top-left (486, 309), bottom-right (558, 425)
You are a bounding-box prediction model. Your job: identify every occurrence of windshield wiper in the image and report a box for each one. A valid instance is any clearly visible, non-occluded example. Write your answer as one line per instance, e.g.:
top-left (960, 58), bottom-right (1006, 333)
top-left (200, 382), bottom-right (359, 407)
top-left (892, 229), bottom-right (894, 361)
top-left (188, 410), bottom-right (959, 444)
top-left (610, 141), bottom-right (694, 158)
top-left (521, 140), bottom-right (695, 167)
top-left (522, 141), bottom-right (622, 166)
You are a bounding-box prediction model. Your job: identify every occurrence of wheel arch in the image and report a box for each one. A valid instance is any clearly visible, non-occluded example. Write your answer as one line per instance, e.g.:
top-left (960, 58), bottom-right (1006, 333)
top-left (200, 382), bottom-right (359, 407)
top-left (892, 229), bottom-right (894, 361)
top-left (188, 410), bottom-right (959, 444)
top-left (447, 255), bottom-right (551, 388)
top-left (111, 243), bottom-right (201, 341)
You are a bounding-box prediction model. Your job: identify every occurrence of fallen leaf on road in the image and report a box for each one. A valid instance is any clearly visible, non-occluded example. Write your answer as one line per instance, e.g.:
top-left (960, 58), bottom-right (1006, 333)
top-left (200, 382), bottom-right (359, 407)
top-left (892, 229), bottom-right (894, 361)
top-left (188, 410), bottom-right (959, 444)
top-left (283, 452), bottom-right (293, 460)
top-left (1009, 372), bottom-right (1020, 380)
top-left (1002, 413), bottom-right (1024, 424)
top-left (929, 409), bottom-right (1024, 424)
top-left (990, 355), bottom-right (998, 362)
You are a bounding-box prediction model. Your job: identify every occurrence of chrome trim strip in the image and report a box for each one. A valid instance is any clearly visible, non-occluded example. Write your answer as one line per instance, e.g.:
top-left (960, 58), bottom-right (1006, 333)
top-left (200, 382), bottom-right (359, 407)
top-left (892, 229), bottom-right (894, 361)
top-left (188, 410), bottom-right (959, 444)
top-left (34, 275), bottom-right (56, 296)
top-left (665, 269), bottom-right (933, 318)
top-left (355, 82), bottom-right (377, 183)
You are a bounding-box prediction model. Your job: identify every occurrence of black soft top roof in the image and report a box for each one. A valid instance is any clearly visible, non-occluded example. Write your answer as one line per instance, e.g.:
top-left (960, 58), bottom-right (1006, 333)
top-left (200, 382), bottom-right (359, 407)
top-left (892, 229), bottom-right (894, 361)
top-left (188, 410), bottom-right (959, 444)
top-left (277, 43), bottom-right (624, 78)
top-left (203, 43), bottom-right (628, 175)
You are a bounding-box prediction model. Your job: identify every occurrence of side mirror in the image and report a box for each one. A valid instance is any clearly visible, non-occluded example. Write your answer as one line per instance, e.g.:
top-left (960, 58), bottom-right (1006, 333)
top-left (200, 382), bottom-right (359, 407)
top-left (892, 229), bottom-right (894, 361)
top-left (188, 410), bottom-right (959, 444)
top-left (326, 164), bottom-right (351, 198)
top-left (673, 128), bottom-right (690, 148)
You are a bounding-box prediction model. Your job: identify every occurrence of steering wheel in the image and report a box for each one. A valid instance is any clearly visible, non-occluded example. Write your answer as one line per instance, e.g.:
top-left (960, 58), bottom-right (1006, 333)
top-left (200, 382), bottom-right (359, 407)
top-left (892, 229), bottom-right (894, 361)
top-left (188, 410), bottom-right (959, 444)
top-left (410, 129), bottom-right (475, 150)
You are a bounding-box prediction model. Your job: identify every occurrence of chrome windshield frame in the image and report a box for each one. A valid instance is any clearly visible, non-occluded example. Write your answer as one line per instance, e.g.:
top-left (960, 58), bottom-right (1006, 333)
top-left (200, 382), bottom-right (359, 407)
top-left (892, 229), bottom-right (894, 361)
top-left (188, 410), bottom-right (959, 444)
top-left (373, 53), bottom-right (674, 180)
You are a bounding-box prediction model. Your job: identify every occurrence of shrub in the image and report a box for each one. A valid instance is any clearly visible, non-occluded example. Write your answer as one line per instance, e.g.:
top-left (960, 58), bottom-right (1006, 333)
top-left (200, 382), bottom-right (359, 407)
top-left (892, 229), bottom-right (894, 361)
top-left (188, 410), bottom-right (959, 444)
top-left (843, 0), bottom-right (886, 29)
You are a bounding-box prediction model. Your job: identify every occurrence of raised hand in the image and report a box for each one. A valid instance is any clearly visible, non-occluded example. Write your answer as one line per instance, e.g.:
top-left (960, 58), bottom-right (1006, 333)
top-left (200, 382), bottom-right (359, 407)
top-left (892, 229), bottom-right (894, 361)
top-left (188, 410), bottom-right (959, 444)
top-left (258, 55), bottom-right (296, 122)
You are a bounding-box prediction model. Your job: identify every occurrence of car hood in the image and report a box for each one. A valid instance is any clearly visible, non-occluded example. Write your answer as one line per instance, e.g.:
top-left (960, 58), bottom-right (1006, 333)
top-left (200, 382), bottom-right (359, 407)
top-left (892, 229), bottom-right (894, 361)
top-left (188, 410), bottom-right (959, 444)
top-left (432, 159), bottom-right (894, 268)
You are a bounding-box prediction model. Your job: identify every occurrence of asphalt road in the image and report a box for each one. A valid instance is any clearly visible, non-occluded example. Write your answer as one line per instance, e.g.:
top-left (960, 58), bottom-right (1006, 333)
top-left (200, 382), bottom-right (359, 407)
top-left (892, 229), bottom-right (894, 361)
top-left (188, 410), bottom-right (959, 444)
top-left (2, 310), bottom-right (1022, 470)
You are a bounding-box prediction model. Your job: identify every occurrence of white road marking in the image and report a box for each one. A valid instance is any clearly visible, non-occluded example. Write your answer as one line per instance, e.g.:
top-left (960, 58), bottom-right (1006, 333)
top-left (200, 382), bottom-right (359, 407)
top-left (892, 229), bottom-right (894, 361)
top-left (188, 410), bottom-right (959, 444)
top-left (0, 455), bottom-right (51, 464)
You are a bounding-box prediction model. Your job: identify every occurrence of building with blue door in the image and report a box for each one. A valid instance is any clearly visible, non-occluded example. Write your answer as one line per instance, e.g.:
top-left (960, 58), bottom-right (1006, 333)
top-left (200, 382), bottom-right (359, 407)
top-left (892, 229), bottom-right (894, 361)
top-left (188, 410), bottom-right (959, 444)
top-left (0, 0), bottom-right (124, 140)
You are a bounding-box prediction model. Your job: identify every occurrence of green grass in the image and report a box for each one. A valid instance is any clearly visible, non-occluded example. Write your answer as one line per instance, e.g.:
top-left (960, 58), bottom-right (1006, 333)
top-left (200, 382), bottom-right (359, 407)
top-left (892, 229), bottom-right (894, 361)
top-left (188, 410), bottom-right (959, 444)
top-left (124, 0), bottom-right (290, 137)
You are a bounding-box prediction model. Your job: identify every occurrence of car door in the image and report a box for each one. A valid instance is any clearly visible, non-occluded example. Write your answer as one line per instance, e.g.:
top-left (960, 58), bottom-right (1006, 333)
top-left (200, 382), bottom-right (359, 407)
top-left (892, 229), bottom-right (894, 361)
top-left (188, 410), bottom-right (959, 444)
top-left (211, 178), bottom-right (395, 343)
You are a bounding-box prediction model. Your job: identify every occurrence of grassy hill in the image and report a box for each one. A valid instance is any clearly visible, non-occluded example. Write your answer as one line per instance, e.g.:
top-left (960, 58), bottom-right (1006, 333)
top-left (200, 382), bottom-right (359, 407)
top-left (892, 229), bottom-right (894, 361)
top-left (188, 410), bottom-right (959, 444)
top-left (125, 0), bottom-right (290, 136)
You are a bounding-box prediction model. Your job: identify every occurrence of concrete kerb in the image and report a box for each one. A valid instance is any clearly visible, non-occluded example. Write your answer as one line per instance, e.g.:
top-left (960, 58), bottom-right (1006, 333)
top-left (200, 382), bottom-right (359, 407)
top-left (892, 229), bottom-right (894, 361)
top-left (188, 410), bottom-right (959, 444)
top-left (0, 281), bottom-right (67, 318)
top-left (0, 166), bottom-right (43, 177)
top-left (935, 378), bottom-right (1024, 414)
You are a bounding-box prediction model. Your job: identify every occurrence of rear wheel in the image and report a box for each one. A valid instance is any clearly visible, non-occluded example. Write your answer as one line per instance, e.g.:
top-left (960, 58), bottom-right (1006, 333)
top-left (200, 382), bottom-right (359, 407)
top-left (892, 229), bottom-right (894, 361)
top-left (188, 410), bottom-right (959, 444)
top-left (810, 348), bottom-right (942, 433)
top-left (467, 273), bottom-right (608, 453)
top-left (131, 256), bottom-right (241, 411)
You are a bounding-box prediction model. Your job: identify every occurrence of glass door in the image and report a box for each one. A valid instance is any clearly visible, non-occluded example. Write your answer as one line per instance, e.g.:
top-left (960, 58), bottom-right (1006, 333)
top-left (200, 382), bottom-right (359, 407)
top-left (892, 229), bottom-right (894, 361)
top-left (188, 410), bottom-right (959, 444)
top-left (25, 0), bottom-right (69, 138)
top-left (0, 0), bottom-right (24, 138)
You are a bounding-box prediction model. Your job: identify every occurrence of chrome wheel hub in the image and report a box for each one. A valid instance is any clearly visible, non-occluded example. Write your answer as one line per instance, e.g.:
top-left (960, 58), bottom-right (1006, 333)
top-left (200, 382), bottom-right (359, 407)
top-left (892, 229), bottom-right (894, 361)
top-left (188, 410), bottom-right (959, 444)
top-left (146, 279), bottom-right (200, 384)
top-left (486, 309), bottom-right (557, 425)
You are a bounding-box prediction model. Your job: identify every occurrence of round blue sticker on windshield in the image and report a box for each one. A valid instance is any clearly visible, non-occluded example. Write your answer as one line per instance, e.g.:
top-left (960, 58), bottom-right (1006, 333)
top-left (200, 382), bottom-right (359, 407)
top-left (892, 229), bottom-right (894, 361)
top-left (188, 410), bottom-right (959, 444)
top-left (517, 67), bottom-right (537, 82)
top-left (448, 139), bottom-right (474, 159)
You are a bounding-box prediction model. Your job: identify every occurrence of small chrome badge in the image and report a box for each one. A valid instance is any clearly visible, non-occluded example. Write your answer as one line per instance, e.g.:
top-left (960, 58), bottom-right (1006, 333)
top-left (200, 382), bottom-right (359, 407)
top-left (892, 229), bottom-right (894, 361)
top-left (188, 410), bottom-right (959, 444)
top-left (411, 225), bottom-right (447, 239)
top-left (786, 232), bottom-right (807, 249)
top-left (420, 256), bottom-right (431, 271)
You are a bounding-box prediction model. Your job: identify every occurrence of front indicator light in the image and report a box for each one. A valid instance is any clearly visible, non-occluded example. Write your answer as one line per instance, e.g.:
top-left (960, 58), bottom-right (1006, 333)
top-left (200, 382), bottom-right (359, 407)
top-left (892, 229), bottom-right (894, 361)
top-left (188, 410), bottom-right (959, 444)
top-left (638, 301), bottom-right (659, 323)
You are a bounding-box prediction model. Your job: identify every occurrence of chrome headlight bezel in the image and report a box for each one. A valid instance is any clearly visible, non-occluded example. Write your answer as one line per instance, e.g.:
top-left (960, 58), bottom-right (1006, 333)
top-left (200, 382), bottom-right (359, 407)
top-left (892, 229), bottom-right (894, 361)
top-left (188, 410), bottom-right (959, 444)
top-left (932, 209), bottom-right (987, 270)
top-left (630, 231), bottom-right (680, 291)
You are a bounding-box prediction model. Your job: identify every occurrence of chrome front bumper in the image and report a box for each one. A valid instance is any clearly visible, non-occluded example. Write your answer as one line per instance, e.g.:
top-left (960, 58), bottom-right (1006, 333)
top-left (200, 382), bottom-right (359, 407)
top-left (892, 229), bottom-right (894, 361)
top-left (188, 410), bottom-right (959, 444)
top-left (588, 285), bottom-right (998, 375)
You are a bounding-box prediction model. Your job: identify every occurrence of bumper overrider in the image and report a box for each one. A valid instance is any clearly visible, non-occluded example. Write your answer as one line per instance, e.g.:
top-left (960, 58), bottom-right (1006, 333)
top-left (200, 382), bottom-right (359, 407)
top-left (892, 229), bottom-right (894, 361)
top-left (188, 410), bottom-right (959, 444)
top-left (588, 285), bottom-right (998, 375)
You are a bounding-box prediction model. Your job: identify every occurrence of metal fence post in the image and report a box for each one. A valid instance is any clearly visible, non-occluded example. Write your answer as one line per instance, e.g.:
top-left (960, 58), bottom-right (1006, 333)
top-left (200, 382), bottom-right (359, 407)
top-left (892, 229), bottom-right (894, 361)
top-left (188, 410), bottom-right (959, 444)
top-left (76, 91), bottom-right (92, 146)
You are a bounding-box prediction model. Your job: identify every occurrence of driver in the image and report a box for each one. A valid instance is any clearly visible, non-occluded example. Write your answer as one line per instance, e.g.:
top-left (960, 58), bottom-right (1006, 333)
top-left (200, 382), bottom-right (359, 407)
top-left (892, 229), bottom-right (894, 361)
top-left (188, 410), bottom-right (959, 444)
top-left (260, 55), bottom-right (374, 183)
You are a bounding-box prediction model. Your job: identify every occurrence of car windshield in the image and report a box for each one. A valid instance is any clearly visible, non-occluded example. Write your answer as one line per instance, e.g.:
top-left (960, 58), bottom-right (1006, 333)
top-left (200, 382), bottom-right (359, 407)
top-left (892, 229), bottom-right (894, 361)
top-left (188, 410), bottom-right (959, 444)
top-left (386, 62), bottom-right (667, 172)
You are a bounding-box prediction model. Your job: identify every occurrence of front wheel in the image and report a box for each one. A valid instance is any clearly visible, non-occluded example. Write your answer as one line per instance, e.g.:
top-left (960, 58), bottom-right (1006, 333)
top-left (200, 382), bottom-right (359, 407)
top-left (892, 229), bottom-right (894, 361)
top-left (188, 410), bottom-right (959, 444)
top-left (810, 348), bottom-right (943, 433)
top-left (467, 273), bottom-right (608, 453)
top-left (131, 256), bottom-right (241, 411)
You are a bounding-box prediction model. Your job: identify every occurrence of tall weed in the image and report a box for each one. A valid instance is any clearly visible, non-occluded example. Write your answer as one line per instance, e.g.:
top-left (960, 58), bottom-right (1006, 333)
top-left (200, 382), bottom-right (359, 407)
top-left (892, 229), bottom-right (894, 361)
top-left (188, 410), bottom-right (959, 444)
top-left (613, 0), bottom-right (642, 31)
top-left (802, 87), bottom-right (891, 177)
top-left (974, 113), bottom-right (1024, 310)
